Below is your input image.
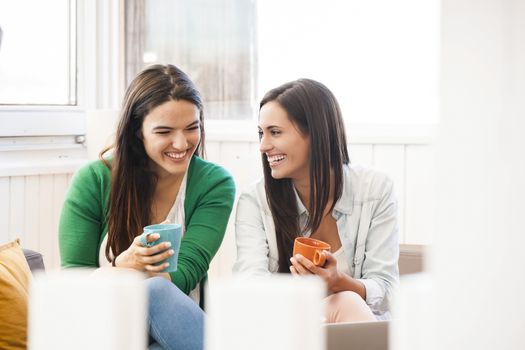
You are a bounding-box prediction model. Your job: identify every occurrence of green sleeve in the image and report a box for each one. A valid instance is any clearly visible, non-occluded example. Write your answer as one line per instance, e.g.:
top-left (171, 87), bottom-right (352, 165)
top-left (169, 165), bottom-right (236, 294)
top-left (59, 162), bottom-right (109, 268)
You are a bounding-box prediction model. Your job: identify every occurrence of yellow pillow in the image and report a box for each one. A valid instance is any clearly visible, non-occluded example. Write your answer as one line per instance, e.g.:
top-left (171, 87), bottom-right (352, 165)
top-left (0, 239), bottom-right (32, 350)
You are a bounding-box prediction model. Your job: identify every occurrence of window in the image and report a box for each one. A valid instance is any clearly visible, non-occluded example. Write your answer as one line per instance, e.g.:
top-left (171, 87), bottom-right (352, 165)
top-left (125, 0), bottom-right (257, 120)
top-left (257, 0), bottom-right (440, 125)
top-left (126, 0), bottom-right (439, 125)
top-left (0, 1), bottom-right (122, 139)
top-left (0, 0), bottom-right (76, 105)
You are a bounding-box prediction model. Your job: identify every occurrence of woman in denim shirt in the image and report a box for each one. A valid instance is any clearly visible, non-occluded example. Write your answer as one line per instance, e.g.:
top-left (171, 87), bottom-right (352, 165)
top-left (233, 79), bottom-right (399, 321)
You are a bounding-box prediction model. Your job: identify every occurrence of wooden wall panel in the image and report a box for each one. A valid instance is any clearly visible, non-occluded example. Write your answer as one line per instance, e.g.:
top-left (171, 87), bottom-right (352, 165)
top-left (0, 177), bottom-right (9, 243)
top-left (219, 141), bottom-right (253, 191)
top-left (405, 145), bottom-right (436, 244)
top-left (24, 176), bottom-right (41, 251)
top-left (208, 141), bottom-right (252, 279)
top-left (349, 144), bottom-right (374, 167)
top-left (67, 173), bottom-right (74, 187)
top-left (247, 142), bottom-right (264, 186)
top-left (9, 177), bottom-right (25, 243)
top-left (205, 141), bottom-right (222, 164)
top-left (38, 175), bottom-right (55, 269)
top-left (373, 145), bottom-right (406, 242)
top-left (52, 174), bottom-right (69, 269)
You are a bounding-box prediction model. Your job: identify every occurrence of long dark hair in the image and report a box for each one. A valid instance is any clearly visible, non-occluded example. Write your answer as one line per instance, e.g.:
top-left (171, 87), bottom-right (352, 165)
top-left (260, 79), bottom-right (349, 272)
top-left (104, 64), bottom-right (204, 262)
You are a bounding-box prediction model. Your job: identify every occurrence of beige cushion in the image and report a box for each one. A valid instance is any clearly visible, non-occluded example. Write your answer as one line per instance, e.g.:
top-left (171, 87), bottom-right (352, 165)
top-left (399, 244), bottom-right (425, 275)
top-left (0, 239), bottom-right (32, 350)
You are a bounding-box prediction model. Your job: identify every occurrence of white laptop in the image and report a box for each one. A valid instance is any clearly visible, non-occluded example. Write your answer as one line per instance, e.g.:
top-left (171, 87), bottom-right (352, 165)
top-left (323, 320), bottom-right (389, 350)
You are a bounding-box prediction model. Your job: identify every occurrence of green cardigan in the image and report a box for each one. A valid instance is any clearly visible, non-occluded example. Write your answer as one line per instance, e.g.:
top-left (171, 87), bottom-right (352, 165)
top-left (59, 156), bottom-right (235, 295)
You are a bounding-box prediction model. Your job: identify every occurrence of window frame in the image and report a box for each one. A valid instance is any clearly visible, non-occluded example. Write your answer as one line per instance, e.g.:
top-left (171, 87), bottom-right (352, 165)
top-left (0, 0), bottom-right (124, 138)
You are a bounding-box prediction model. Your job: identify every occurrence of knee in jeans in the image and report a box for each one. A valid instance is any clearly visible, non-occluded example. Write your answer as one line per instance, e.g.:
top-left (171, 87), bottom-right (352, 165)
top-left (147, 277), bottom-right (175, 299)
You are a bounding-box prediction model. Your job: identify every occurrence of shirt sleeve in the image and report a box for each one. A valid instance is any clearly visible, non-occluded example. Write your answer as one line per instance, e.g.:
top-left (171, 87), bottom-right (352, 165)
top-left (232, 188), bottom-right (273, 277)
top-left (357, 176), bottom-right (400, 315)
top-left (59, 163), bottom-right (105, 268)
top-left (169, 171), bottom-right (236, 294)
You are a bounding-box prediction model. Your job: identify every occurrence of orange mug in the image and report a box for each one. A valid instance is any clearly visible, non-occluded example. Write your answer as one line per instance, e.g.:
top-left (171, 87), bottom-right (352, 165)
top-left (293, 237), bottom-right (331, 266)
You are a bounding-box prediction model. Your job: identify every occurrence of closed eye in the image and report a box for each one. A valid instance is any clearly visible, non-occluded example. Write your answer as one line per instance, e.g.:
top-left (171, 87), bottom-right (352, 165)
top-left (258, 128), bottom-right (281, 139)
top-left (185, 120), bottom-right (201, 131)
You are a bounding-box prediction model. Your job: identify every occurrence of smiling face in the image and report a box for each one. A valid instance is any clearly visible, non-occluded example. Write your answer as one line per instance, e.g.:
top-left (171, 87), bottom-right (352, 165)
top-left (141, 99), bottom-right (201, 179)
top-left (258, 101), bottom-right (310, 182)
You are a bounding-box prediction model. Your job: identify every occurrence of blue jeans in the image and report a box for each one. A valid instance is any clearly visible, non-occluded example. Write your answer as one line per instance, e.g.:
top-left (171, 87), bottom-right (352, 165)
top-left (147, 277), bottom-right (204, 350)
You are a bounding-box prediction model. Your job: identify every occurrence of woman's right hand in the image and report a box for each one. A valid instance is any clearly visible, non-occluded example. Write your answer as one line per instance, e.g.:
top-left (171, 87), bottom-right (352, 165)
top-left (113, 234), bottom-right (174, 273)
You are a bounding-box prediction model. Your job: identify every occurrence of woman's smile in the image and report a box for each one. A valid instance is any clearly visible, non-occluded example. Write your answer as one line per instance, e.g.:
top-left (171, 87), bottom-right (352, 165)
top-left (267, 153), bottom-right (287, 168)
top-left (165, 150), bottom-right (188, 161)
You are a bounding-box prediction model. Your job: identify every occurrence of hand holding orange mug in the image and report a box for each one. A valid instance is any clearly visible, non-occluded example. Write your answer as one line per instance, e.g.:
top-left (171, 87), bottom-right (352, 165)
top-left (293, 237), bottom-right (331, 266)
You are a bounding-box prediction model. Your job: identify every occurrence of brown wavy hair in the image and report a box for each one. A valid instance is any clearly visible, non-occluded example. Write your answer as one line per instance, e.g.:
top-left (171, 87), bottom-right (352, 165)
top-left (102, 64), bottom-right (205, 263)
top-left (259, 79), bottom-right (349, 272)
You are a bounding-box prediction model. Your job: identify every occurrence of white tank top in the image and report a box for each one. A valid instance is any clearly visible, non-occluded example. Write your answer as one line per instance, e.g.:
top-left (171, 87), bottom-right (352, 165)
top-left (333, 246), bottom-right (352, 276)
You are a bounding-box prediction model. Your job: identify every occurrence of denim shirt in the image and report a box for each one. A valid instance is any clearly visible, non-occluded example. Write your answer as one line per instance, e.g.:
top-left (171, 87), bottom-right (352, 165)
top-left (233, 164), bottom-right (399, 318)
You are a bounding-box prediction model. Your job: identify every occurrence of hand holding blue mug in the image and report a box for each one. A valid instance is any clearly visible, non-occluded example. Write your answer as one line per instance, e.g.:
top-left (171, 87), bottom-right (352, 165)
top-left (139, 223), bottom-right (183, 273)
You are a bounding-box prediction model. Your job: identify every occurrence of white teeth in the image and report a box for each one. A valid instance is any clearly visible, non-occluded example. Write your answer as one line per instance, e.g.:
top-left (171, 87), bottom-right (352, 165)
top-left (166, 151), bottom-right (187, 159)
top-left (267, 154), bottom-right (286, 163)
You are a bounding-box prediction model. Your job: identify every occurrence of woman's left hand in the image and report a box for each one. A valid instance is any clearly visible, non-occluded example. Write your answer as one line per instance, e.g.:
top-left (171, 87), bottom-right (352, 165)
top-left (290, 251), bottom-right (341, 293)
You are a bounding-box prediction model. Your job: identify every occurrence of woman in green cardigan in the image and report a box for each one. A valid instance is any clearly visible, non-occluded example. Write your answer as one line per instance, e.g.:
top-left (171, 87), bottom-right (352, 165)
top-left (59, 64), bottom-right (235, 350)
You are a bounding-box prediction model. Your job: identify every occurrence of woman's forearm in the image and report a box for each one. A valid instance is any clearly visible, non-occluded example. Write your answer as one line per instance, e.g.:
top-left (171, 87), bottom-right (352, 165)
top-left (332, 272), bottom-right (367, 300)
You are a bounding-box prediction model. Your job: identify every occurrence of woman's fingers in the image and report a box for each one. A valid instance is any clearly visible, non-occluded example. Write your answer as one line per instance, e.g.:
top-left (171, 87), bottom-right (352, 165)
top-left (141, 248), bottom-right (174, 264)
top-left (148, 241), bottom-right (172, 254)
top-left (294, 254), bottom-right (319, 274)
top-left (133, 235), bottom-right (143, 245)
top-left (136, 240), bottom-right (171, 257)
top-left (145, 233), bottom-right (160, 243)
top-left (127, 234), bottom-right (174, 271)
top-left (141, 244), bottom-right (174, 271)
top-left (144, 261), bottom-right (170, 272)
top-left (133, 233), bottom-right (160, 247)
top-left (290, 255), bottom-right (313, 275)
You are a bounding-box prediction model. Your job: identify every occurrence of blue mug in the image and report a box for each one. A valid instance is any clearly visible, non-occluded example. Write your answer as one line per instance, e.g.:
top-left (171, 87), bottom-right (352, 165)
top-left (139, 223), bottom-right (182, 273)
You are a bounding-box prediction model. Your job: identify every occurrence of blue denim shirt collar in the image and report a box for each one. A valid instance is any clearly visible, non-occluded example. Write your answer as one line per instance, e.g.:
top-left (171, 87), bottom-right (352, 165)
top-left (293, 164), bottom-right (354, 218)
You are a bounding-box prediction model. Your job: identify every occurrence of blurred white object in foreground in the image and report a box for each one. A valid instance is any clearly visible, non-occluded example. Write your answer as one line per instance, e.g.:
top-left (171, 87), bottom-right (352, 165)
top-left (435, 0), bottom-right (525, 348)
top-left (390, 273), bottom-right (435, 350)
top-left (206, 276), bottom-right (325, 350)
top-left (28, 269), bottom-right (147, 350)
